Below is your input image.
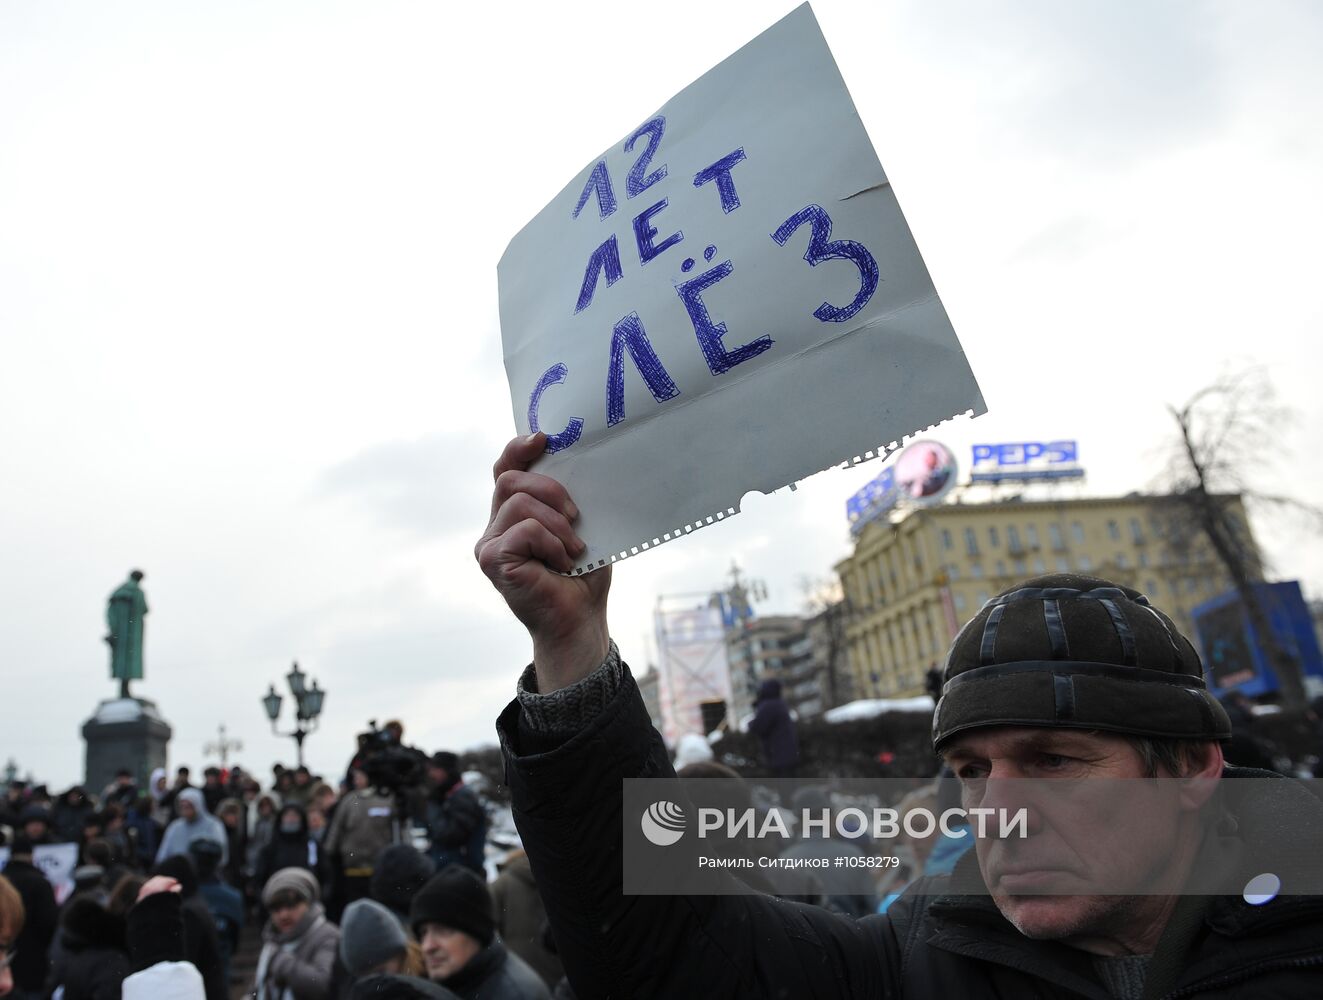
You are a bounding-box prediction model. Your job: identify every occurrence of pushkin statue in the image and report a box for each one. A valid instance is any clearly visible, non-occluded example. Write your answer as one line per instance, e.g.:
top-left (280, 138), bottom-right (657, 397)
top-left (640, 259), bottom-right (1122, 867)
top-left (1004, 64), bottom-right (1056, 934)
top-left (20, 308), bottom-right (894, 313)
top-left (106, 569), bottom-right (148, 699)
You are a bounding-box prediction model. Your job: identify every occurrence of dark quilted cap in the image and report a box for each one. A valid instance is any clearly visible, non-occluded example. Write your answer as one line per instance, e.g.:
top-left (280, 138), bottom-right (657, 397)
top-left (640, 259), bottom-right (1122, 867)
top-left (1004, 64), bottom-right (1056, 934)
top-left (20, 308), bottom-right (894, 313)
top-left (932, 574), bottom-right (1231, 750)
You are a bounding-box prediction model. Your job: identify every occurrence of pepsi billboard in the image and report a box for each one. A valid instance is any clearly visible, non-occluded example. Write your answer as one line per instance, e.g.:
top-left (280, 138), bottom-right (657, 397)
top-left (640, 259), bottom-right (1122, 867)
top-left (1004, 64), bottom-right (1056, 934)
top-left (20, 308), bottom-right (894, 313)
top-left (970, 441), bottom-right (1084, 484)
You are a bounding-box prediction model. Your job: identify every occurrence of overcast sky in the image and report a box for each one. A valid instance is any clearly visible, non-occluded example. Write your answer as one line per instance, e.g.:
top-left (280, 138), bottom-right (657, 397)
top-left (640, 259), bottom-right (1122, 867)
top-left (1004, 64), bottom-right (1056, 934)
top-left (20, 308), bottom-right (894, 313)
top-left (3, 0), bottom-right (1320, 790)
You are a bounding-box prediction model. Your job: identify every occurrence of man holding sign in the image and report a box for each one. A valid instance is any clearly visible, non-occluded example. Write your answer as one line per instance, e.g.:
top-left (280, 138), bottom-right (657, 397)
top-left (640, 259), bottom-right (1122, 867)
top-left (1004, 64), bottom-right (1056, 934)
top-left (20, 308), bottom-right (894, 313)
top-left (477, 433), bottom-right (1323, 998)
top-left (483, 6), bottom-right (1322, 998)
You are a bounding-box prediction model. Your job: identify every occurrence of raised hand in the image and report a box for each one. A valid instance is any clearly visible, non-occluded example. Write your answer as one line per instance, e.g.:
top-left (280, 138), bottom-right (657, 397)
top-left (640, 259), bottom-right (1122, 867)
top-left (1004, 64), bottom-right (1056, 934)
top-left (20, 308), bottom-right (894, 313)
top-left (475, 433), bottom-right (612, 692)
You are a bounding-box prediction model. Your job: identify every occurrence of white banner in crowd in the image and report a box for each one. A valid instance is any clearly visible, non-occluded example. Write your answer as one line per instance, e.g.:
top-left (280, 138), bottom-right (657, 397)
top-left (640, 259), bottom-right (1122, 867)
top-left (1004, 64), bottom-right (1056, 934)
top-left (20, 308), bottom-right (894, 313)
top-left (0, 842), bottom-right (80, 903)
top-left (498, 3), bottom-right (985, 573)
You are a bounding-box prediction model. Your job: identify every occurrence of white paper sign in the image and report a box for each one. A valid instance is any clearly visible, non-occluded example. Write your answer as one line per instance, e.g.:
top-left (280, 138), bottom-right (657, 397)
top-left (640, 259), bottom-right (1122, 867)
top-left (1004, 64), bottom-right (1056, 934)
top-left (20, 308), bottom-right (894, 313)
top-left (0, 842), bottom-right (79, 903)
top-left (498, 3), bottom-right (985, 573)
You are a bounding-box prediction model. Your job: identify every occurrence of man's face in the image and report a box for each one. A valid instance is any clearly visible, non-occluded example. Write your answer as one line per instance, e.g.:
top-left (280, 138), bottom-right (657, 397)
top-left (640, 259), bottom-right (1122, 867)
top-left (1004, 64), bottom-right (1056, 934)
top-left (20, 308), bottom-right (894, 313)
top-left (943, 726), bottom-right (1198, 944)
top-left (22, 820), bottom-right (45, 841)
top-left (420, 923), bottom-right (482, 981)
top-left (427, 765), bottom-right (449, 786)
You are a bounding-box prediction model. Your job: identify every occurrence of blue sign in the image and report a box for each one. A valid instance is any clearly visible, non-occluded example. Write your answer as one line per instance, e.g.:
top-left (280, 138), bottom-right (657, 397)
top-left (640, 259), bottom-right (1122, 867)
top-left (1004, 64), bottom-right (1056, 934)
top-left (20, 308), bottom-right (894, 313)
top-left (846, 467), bottom-right (897, 534)
top-left (1191, 581), bottom-right (1323, 697)
top-left (970, 441), bottom-right (1083, 484)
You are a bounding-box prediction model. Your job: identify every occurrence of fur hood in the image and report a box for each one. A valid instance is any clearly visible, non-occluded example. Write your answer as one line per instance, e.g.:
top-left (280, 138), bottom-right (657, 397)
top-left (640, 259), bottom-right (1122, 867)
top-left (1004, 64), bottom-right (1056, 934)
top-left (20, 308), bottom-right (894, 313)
top-left (60, 896), bottom-right (127, 952)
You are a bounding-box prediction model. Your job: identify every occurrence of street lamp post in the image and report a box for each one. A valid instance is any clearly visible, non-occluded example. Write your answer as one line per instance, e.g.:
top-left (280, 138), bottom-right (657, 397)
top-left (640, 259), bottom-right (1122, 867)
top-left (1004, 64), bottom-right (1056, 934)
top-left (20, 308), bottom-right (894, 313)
top-left (261, 661), bottom-right (327, 768)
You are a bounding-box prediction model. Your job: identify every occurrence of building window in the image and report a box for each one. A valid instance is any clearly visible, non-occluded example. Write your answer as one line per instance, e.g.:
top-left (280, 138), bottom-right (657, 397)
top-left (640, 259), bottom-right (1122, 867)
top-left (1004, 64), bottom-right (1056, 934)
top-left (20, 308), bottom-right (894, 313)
top-left (1129, 518), bottom-right (1144, 544)
top-left (976, 590), bottom-right (990, 607)
top-left (947, 564), bottom-right (960, 581)
top-left (1007, 526), bottom-right (1023, 555)
top-left (1033, 556), bottom-right (1045, 572)
top-left (954, 592), bottom-right (967, 612)
top-left (1056, 556), bottom-right (1070, 572)
top-left (1138, 551), bottom-right (1149, 568)
top-left (970, 562), bottom-right (983, 579)
top-left (1013, 558), bottom-right (1026, 575)
top-left (1107, 520), bottom-right (1120, 541)
top-left (1049, 523), bottom-right (1065, 550)
top-left (1026, 524), bottom-right (1040, 548)
top-left (1116, 554), bottom-right (1128, 569)
top-left (941, 528), bottom-right (953, 550)
top-left (964, 528), bottom-right (979, 556)
top-left (988, 526), bottom-right (1000, 548)
top-left (1147, 579), bottom-right (1159, 596)
top-left (1071, 522), bottom-right (1085, 543)
top-left (995, 561), bottom-right (1007, 577)
top-left (1078, 555), bottom-right (1092, 571)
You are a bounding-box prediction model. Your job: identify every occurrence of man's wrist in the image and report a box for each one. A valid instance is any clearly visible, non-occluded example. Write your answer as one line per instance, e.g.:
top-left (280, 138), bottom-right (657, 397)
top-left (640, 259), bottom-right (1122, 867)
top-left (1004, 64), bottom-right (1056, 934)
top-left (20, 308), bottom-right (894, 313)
top-left (532, 621), bottom-right (610, 693)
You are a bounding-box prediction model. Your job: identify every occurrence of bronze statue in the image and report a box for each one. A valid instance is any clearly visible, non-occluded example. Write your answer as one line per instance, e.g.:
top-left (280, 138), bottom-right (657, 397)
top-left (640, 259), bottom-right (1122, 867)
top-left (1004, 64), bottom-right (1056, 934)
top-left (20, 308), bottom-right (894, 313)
top-left (106, 569), bottom-right (148, 698)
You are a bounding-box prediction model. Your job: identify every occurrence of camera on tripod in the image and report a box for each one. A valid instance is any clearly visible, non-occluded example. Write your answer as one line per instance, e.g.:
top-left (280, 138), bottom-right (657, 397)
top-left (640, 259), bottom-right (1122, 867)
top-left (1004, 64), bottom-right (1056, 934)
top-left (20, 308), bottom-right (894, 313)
top-left (357, 719), bottom-right (426, 793)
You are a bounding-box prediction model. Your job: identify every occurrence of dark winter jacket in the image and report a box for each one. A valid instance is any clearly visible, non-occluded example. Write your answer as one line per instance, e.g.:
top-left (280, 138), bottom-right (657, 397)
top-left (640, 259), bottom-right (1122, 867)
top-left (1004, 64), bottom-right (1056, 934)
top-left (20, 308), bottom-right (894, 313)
top-left (53, 790), bottom-right (95, 843)
top-left (257, 803), bottom-right (324, 887)
top-left (498, 661), bottom-right (1323, 999)
top-left (45, 896), bottom-right (132, 1000)
top-left (438, 937), bottom-right (551, 1000)
top-left (747, 678), bottom-right (799, 772)
top-left (2, 856), bottom-right (58, 992)
top-left (350, 973), bottom-right (459, 999)
top-left (424, 783), bottom-right (487, 876)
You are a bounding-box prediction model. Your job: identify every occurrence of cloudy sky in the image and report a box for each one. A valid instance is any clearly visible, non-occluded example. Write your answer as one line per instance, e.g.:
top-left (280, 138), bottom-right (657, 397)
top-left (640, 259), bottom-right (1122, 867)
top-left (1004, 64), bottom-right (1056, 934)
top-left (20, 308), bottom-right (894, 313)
top-left (3, 0), bottom-right (1320, 789)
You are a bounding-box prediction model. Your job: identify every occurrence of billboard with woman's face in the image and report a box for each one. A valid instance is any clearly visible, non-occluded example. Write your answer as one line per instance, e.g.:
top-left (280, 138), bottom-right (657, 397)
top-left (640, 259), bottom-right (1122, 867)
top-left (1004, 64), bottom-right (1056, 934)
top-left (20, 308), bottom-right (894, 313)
top-left (894, 440), bottom-right (957, 503)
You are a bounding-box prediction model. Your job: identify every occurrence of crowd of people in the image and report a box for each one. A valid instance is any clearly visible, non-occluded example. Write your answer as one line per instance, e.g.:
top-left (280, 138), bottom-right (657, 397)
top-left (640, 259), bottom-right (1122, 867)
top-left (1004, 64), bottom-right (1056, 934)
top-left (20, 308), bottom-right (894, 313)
top-left (4, 432), bottom-right (1322, 999)
top-left (0, 722), bottom-right (567, 999)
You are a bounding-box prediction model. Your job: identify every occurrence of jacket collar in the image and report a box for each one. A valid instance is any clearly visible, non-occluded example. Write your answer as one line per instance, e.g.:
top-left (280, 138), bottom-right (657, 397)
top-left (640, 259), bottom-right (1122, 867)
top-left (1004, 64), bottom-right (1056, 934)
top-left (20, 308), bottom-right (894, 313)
top-left (440, 936), bottom-right (505, 992)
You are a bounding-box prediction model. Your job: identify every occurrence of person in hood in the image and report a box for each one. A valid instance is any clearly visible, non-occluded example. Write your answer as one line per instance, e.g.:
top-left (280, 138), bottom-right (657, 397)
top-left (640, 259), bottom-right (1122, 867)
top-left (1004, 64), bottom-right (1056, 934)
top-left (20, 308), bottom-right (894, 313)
top-left (747, 677), bottom-right (799, 777)
top-left (410, 867), bottom-right (549, 1000)
top-left (257, 802), bottom-right (324, 890)
top-left (151, 854), bottom-right (227, 1000)
top-left (253, 867), bottom-right (339, 1000)
top-left (121, 875), bottom-right (206, 1000)
top-left (43, 894), bottom-right (131, 1000)
top-left (156, 789), bottom-right (228, 868)
top-left (148, 768), bottom-right (173, 828)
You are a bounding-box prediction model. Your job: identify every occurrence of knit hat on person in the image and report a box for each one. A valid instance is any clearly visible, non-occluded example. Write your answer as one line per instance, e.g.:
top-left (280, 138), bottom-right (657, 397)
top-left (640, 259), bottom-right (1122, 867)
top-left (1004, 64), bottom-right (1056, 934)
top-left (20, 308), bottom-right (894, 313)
top-left (339, 899), bottom-right (408, 976)
top-left (932, 574), bottom-right (1232, 751)
top-left (429, 751), bottom-right (459, 774)
top-left (409, 866), bottom-right (494, 945)
top-left (370, 844), bottom-right (436, 915)
top-left (261, 866), bottom-right (321, 908)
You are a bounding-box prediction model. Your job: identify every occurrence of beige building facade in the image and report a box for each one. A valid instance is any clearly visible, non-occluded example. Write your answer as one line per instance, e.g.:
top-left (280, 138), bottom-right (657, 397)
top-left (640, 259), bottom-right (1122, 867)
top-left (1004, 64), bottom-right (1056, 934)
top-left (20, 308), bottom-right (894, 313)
top-left (835, 494), bottom-right (1258, 698)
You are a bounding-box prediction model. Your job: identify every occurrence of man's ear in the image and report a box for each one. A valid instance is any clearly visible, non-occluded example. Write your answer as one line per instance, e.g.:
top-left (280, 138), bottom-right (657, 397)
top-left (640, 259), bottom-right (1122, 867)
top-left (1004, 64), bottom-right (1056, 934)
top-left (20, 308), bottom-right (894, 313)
top-left (1178, 740), bottom-right (1225, 811)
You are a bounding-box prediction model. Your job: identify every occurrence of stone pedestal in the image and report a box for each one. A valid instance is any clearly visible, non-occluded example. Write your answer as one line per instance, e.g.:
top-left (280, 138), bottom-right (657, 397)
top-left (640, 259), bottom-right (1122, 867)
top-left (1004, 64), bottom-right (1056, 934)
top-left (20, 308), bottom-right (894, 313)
top-left (83, 697), bottom-right (172, 794)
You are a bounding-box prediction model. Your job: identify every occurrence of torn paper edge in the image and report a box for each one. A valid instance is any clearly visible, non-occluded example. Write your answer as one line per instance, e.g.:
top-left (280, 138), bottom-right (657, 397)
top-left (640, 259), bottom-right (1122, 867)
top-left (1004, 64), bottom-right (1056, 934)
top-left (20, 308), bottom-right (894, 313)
top-left (565, 402), bottom-right (986, 576)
